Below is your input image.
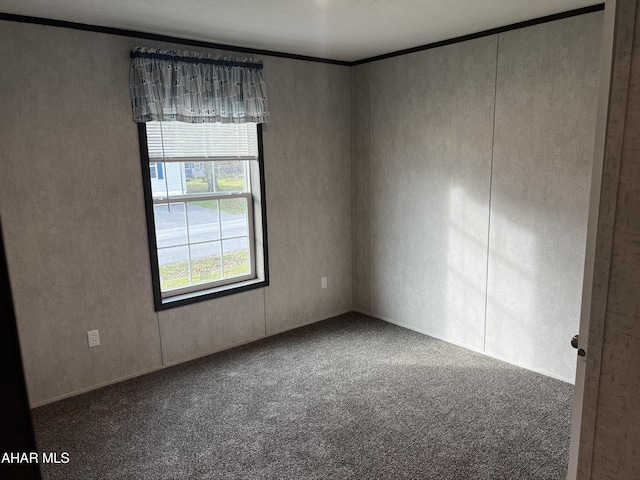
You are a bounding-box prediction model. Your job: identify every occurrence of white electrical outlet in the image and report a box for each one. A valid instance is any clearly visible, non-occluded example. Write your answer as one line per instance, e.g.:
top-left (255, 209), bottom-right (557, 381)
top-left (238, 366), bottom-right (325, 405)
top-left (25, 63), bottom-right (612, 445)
top-left (87, 330), bottom-right (100, 348)
top-left (321, 276), bottom-right (328, 289)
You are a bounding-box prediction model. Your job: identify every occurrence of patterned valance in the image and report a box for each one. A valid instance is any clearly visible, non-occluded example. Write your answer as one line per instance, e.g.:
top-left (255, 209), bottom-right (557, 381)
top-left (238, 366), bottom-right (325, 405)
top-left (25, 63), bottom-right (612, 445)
top-left (129, 47), bottom-right (269, 124)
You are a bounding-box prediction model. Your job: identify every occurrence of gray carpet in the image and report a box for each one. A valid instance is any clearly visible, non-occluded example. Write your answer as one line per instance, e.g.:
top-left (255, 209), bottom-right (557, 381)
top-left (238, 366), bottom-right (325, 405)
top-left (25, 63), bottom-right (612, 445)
top-left (32, 313), bottom-right (574, 479)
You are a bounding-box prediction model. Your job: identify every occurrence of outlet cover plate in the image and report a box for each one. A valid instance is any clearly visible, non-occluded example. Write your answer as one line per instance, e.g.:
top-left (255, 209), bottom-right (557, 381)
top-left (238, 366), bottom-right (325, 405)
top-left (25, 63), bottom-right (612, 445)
top-left (87, 330), bottom-right (100, 348)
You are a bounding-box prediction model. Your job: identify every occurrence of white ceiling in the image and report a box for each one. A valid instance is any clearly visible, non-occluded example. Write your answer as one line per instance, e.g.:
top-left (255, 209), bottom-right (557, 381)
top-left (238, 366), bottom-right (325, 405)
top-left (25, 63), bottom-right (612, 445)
top-left (1, 0), bottom-right (600, 62)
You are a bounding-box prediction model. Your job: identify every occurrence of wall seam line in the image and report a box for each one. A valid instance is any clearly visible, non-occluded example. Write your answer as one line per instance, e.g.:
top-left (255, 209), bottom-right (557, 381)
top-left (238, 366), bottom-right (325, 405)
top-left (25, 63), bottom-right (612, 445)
top-left (156, 311), bottom-right (165, 366)
top-left (351, 66), bottom-right (356, 311)
top-left (368, 63), bottom-right (373, 316)
top-left (483, 34), bottom-right (500, 353)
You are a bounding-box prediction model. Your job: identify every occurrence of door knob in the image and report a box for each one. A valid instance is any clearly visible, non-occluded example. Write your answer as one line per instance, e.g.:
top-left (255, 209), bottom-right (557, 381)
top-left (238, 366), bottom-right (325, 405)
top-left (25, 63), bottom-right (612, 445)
top-left (571, 334), bottom-right (586, 357)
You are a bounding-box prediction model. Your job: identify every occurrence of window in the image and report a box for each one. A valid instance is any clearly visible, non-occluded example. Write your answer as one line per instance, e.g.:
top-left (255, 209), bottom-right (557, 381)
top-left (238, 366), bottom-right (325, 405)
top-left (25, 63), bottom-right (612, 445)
top-left (138, 121), bottom-right (269, 310)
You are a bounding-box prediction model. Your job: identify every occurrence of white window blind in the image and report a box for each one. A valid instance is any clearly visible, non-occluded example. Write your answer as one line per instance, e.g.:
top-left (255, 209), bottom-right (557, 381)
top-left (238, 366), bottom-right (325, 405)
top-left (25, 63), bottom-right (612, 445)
top-left (146, 121), bottom-right (259, 162)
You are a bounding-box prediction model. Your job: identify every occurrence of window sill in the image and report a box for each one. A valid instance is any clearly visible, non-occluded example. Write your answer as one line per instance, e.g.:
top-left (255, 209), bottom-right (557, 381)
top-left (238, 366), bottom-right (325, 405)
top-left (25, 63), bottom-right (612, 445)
top-left (156, 277), bottom-right (268, 311)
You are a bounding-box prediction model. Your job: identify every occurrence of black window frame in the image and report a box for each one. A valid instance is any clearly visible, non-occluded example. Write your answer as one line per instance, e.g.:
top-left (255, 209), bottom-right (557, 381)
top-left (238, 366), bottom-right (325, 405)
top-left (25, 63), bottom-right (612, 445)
top-left (137, 122), bottom-right (269, 311)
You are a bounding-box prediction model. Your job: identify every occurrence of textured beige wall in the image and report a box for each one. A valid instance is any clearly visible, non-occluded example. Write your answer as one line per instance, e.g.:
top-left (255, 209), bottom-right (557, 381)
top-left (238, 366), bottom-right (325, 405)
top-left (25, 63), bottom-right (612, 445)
top-left (0, 23), bottom-right (162, 406)
top-left (365, 37), bottom-right (496, 351)
top-left (0, 21), bottom-right (352, 406)
top-left (353, 14), bottom-right (602, 380)
top-left (487, 14), bottom-right (602, 382)
top-left (262, 57), bottom-right (353, 334)
top-left (580, 1), bottom-right (640, 477)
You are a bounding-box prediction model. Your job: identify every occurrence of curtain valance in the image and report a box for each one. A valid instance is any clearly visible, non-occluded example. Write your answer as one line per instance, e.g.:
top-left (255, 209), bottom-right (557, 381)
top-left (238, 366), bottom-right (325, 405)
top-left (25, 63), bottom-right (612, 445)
top-left (129, 47), bottom-right (269, 124)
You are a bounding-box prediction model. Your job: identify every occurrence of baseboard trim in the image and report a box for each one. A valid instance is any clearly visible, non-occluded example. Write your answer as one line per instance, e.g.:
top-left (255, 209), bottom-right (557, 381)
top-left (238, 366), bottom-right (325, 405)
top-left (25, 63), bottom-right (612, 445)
top-left (30, 365), bottom-right (165, 408)
top-left (265, 309), bottom-right (353, 337)
top-left (30, 309), bottom-right (353, 408)
top-left (31, 308), bottom-right (572, 408)
top-left (162, 334), bottom-right (268, 368)
top-left (373, 313), bottom-right (574, 385)
top-left (351, 308), bottom-right (374, 317)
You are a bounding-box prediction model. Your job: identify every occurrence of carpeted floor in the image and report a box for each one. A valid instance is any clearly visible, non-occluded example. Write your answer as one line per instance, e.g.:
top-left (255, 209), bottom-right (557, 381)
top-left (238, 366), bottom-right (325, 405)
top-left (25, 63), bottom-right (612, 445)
top-left (32, 313), bottom-right (574, 479)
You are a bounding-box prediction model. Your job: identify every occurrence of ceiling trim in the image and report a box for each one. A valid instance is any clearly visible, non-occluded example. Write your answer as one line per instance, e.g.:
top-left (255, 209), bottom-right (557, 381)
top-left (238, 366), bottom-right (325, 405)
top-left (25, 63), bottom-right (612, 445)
top-left (352, 3), bottom-right (605, 65)
top-left (0, 4), bottom-right (604, 67)
top-left (0, 12), bottom-right (351, 66)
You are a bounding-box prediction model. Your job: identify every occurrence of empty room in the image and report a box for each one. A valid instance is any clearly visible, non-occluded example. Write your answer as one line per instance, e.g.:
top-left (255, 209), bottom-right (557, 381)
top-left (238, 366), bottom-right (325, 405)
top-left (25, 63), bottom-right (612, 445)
top-left (2, 0), bottom-right (640, 479)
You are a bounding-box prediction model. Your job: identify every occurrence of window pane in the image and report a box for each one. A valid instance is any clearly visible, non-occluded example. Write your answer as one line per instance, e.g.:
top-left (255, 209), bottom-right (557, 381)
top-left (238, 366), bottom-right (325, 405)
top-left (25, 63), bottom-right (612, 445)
top-left (187, 201), bottom-right (220, 243)
top-left (151, 161), bottom-right (249, 198)
top-left (154, 203), bottom-right (187, 248)
top-left (222, 237), bottom-right (251, 278)
top-left (157, 246), bottom-right (190, 291)
top-left (220, 197), bottom-right (249, 239)
top-left (190, 242), bottom-right (222, 285)
top-left (185, 166), bottom-right (209, 195)
top-left (215, 161), bottom-right (248, 192)
top-left (151, 163), bottom-right (186, 198)
top-left (186, 161), bottom-right (249, 195)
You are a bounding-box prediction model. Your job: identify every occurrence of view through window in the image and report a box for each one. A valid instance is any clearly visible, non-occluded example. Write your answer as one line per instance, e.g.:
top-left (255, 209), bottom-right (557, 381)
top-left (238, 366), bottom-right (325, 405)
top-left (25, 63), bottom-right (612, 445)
top-left (141, 121), bottom-right (267, 307)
